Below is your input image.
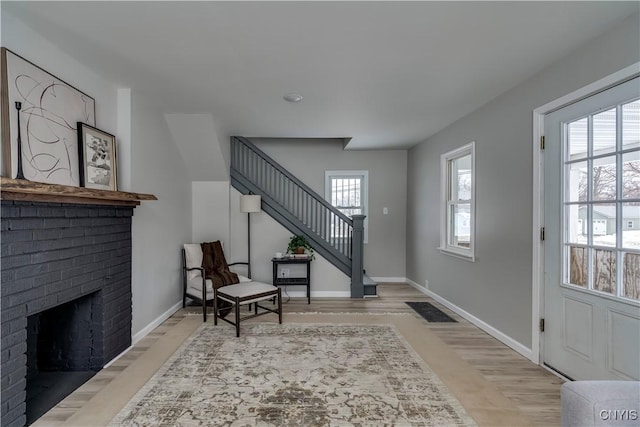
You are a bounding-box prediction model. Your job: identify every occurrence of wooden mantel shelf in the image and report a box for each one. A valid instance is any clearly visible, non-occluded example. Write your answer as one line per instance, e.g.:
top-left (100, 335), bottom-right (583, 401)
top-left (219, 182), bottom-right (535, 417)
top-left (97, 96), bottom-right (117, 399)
top-left (0, 178), bottom-right (157, 206)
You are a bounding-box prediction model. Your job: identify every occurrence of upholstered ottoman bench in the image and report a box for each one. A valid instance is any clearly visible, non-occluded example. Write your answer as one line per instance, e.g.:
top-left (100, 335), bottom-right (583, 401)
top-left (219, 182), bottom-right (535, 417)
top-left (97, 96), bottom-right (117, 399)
top-left (214, 282), bottom-right (282, 337)
top-left (561, 381), bottom-right (640, 426)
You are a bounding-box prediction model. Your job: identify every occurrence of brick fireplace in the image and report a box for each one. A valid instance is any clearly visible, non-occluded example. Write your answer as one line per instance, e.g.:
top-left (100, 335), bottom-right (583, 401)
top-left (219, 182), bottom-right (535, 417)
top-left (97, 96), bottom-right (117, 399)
top-left (1, 200), bottom-right (135, 427)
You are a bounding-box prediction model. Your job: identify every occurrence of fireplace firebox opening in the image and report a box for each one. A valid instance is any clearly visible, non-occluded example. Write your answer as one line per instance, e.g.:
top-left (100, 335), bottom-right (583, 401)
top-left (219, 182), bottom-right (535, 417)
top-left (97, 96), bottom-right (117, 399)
top-left (25, 291), bottom-right (103, 425)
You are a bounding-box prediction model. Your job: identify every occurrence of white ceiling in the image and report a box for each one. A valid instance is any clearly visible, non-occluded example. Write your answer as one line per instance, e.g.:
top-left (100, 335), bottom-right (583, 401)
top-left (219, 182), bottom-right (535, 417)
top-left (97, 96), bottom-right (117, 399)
top-left (3, 1), bottom-right (638, 150)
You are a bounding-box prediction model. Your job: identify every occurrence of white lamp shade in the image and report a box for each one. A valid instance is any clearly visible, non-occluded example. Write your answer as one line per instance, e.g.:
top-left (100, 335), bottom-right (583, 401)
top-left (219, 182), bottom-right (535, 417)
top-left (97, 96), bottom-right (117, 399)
top-left (240, 195), bottom-right (261, 213)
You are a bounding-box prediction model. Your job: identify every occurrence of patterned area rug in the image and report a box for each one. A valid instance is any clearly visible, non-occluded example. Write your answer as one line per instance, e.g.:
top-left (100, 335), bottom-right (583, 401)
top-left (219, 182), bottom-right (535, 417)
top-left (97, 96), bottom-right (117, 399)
top-left (109, 323), bottom-right (476, 426)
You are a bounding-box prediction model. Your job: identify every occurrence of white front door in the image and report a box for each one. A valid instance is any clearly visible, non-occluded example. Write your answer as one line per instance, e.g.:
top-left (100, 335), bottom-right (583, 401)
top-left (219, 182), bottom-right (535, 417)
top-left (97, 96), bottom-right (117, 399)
top-left (543, 76), bottom-right (640, 380)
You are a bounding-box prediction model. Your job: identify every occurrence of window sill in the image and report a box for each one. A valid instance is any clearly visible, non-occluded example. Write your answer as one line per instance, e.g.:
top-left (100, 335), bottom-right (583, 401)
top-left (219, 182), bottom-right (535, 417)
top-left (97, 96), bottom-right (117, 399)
top-left (438, 247), bottom-right (476, 262)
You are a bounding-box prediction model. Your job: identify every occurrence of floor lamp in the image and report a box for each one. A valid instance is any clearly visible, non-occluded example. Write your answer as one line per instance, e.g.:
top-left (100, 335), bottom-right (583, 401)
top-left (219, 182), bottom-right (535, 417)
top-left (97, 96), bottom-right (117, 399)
top-left (240, 194), bottom-right (261, 279)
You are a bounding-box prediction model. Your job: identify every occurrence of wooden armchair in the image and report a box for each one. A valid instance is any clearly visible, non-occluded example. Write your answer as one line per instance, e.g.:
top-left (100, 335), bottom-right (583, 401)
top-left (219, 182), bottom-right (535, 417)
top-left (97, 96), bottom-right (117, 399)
top-left (182, 242), bottom-right (281, 336)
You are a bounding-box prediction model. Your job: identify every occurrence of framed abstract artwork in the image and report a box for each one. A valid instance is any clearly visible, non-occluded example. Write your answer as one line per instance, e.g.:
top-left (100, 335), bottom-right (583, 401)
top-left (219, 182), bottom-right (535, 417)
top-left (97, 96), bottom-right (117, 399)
top-left (77, 123), bottom-right (117, 191)
top-left (1, 47), bottom-right (95, 186)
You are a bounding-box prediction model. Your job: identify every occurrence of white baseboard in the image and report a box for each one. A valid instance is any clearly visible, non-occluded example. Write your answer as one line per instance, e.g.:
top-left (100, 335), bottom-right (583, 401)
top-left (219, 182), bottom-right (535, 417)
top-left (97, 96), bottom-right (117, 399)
top-left (280, 289), bottom-right (351, 298)
top-left (105, 301), bottom-right (183, 369)
top-left (132, 301), bottom-right (183, 345)
top-left (369, 277), bottom-right (406, 283)
top-left (406, 279), bottom-right (433, 299)
top-left (103, 345), bottom-right (133, 369)
top-left (406, 279), bottom-right (534, 361)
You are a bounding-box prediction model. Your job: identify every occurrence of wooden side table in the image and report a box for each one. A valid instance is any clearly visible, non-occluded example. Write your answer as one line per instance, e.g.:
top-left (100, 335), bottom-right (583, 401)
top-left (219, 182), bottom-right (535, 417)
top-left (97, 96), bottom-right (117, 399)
top-left (272, 257), bottom-right (311, 304)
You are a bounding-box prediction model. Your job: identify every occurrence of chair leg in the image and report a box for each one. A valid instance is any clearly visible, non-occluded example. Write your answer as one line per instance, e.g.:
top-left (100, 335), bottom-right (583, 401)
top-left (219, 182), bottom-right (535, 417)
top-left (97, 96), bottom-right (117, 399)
top-left (254, 301), bottom-right (258, 315)
top-left (277, 289), bottom-right (282, 324)
top-left (182, 293), bottom-right (186, 308)
top-left (203, 286), bottom-right (207, 323)
top-left (213, 290), bottom-right (219, 325)
top-left (235, 297), bottom-right (241, 337)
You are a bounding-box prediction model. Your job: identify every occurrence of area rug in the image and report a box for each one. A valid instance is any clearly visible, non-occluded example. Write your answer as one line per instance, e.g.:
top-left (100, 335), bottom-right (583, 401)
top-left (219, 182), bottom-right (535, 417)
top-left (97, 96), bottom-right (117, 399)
top-left (109, 322), bottom-right (476, 426)
top-left (406, 302), bottom-right (457, 323)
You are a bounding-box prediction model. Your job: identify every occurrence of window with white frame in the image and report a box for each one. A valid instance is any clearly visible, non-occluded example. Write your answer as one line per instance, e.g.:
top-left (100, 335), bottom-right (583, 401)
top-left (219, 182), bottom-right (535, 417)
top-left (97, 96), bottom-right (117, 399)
top-left (563, 99), bottom-right (640, 301)
top-left (440, 142), bottom-right (475, 260)
top-left (325, 171), bottom-right (368, 243)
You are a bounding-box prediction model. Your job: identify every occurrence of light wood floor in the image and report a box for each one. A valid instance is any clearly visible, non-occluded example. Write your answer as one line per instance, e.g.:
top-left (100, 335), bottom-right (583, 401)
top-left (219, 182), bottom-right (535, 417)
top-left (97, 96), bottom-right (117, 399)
top-left (35, 283), bottom-right (563, 426)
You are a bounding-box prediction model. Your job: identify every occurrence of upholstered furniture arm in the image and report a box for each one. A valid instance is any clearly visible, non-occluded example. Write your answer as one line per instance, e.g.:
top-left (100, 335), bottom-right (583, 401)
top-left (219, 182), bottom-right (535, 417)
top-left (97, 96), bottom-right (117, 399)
top-left (561, 381), bottom-right (640, 426)
top-left (228, 262), bottom-right (251, 280)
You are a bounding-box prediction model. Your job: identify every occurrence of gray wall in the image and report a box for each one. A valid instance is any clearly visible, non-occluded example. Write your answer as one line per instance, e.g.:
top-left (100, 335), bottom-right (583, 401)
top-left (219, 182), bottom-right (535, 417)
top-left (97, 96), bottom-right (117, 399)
top-left (2, 10), bottom-right (193, 340)
top-left (253, 138), bottom-right (408, 279)
top-left (129, 92), bottom-right (192, 336)
top-left (406, 13), bottom-right (640, 349)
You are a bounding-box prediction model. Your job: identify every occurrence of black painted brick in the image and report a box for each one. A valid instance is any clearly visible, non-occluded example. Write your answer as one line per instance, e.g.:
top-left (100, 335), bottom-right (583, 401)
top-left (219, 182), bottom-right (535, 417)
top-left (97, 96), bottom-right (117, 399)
top-left (90, 269), bottom-right (109, 281)
top-left (56, 287), bottom-right (84, 305)
top-left (1, 305), bottom-right (26, 323)
top-left (36, 206), bottom-right (68, 218)
top-left (8, 287), bottom-right (45, 307)
top-left (32, 228), bottom-right (61, 241)
top-left (80, 278), bottom-right (106, 294)
top-left (2, 277), bottom-right (35, 296)
top-left (1, 230), bottom-right (33, 243)
top-left (8, 318), bottom-right (26, 335)
top-left (104, 257), bottom-right (128, 269)
top-left (70, 272), bottom-right (94, 287)
top-left (2, 357), bottom-right (25, 384)
top-left (14, 263), bottom-right (49, 280)
top-left (1, 268), bottom-right (15, 283)
top-left (117, 209), bottom-right (134, 217)
top-left (42, 218), bottom-right (70, 229)
top-left (5, 218), bottom-right (44, 231)
top-left (3, 411), bottom-right (26, 427)
top-left (19, 206), bottom-right (38, 217)
top-left (44, 279), bottom-right (73, 296)
top-left (61, 265), bottom-right (95, 281)
top-left (14, 240), bottom-right (50, 255)
top-left (47, 258), bottom-right (74, 273)
top-left (59, 227), bottom-right (85, 238)
top-left (1, 321), bottom-right (8, 337)
top-left (33, 271), bottom-right (62, 287)
top-left (69, 217), bottom-right (93, 227)
top-left (1, 201), bottom-right (134, 427)
top-left (2, 388), bottom-right (27, 427)
top-left (9, 343), bottom-right (27, 360)
top-left (99, 208), bottom-right (117, 217)
top-left (2, 330), bottom-right (27, 351)
top-left (1, 254), bottom-right (31, 269)
top-left (26, 294), bottom-right (57, 315)
top-left (71, 254), bottom-right (98, 268)
top-left (1, 205), bottom-right (21, 217)
top-left (30, 250), bottom-right (61, 265)
top-left (45, 237), bottom-right (81, 251)
top-left (54, 247), bottom-right (84, 260)
top-left (91, 217), bottom-right (122, 227)
top-left (4, 384), bottom-right (25, 410)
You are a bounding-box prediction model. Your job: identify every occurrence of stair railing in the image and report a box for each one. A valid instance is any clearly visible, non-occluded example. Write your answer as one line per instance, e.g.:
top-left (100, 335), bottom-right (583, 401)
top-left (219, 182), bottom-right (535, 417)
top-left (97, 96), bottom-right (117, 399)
top-left (230, 136), bottom-right (365, 297)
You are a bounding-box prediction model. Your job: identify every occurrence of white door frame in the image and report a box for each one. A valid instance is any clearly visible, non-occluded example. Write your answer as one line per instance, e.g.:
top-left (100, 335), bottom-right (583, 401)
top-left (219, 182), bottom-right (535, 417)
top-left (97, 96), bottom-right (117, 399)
top-left (531, 62), bottom-right (640, 365)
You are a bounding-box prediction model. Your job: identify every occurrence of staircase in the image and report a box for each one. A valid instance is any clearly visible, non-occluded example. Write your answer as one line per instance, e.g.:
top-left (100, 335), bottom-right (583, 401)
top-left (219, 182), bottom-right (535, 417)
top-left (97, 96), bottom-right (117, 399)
top-left (230, 136), bottom-right (372, 298)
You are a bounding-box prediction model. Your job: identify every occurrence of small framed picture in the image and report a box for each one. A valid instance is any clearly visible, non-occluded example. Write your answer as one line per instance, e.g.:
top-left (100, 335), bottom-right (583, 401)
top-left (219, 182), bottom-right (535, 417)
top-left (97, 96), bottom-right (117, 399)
top-left (77, 122), bottom-right (117, 191)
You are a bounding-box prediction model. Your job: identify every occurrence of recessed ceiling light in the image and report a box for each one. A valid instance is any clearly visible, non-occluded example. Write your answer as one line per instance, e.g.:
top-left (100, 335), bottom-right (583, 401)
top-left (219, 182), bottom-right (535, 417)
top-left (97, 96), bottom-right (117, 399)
top-left (283, 93), bottom-right (303, 103)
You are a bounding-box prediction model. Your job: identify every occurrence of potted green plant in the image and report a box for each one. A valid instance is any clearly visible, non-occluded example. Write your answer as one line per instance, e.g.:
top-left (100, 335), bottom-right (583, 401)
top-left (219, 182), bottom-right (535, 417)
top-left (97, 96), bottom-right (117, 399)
top-left (287, 235), bottom-right (315, 259)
